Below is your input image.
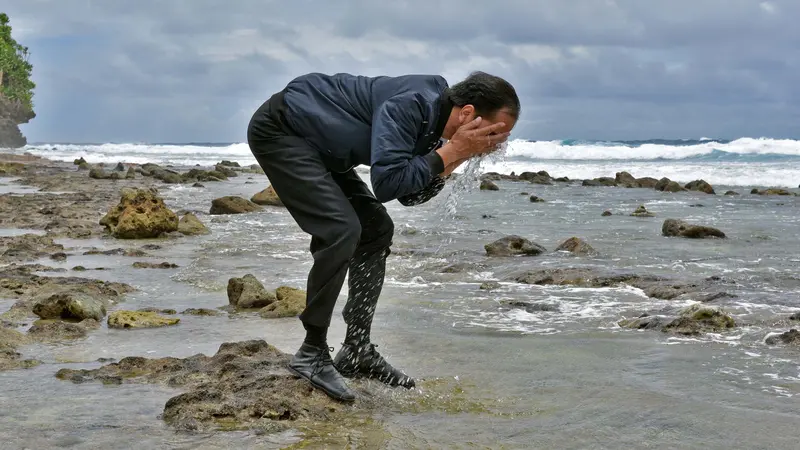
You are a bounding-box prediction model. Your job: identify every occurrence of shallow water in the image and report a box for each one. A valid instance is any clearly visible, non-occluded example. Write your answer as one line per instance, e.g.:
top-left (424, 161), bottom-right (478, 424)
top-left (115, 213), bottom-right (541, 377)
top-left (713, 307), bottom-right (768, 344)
top-left (2, 170), bottom-right (800, 448)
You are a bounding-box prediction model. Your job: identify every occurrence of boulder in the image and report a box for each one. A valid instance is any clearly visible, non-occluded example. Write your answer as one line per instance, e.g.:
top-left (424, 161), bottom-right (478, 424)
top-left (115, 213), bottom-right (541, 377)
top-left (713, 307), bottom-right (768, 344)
top-left (582, 177), bottom-right (616, 187)
top-left (107, 311), bottom-right (180, 329)
top-left (114, 162), bottom-right (126, 172)
top-left (32, 292), bottom-right (107, 322)
top-left (250, 185), bottom-right (284, 206)
top-left (601, 210), bottom-right (613, 216)
top-left (662, 219), bottom-right (726, 239)
top-left (214, 164), bottom-right (239, 178)
top-left (529, 195), bottom-right (545, 203)
top-left (655, 177), bottom-right (685, 192)
top-left (73, 157), bottom-right (87, 165)
top-left (615, 171), bottom-right (638, 187)
top-left (125, 167), bottom-right (136, 179)
top-left (685, 179), bottom-right (715, 194)
top-left (630, 205), bottom-right (655, 217)
top-left (755, 188), bottom-right (792, 196)
top-left (178, 213), bottom-right (210, 236)
top-left (485, 235), bottom-right (546, 257)
top-left (227, 274), bottom-right (276, 309)
top-left (259, 286), bottom-right (306, 318)
top-left (554, 237), bottom-right (598, 256)
top-left (635, 177), bottom-right (659, 188)
top-left (88, 167), bottom-right (110, 179)
top-left (218, 160), bottom-right (240, 167)
top-left (724, 190), bottom-right (740, 196)
top-left (100, 188), bottom-right (179, 239)
top-left (209, 196), bottom-right (263, 215)
top-left (479, 281), bottom-right (501, 290)
top-left (480, 179), bottom-right (500, 191)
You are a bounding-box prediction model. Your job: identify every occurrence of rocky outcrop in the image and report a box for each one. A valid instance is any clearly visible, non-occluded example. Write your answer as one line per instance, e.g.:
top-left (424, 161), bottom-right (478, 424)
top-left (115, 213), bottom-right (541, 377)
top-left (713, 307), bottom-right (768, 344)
top-left (662, 219), bottom-right (726, 239)
top-left (0, 96), bottom-right (35, 149)
top-left (100, 188), bottom-right (179, 238)
top-left (32, 292), bottom-right (107, 322)
top-left (485, 235), bottom-right (546, 257)
top-left (54, 340), bottom-right (381, 433)
top-left (0, 234), bottom-right (64, 263)
top-left (765, 329), bottom-right (800, 346)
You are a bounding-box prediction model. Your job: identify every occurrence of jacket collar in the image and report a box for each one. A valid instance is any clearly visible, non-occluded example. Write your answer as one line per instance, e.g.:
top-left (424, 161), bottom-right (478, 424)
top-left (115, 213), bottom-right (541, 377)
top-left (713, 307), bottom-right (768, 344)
top-left (433, 88), bottom-right (454, 140)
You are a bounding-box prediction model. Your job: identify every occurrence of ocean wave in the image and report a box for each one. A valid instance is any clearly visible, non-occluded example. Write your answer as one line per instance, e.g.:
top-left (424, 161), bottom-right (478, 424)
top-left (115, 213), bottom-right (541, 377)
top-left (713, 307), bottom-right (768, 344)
top-left (506, 137), bottom-right (800, 161)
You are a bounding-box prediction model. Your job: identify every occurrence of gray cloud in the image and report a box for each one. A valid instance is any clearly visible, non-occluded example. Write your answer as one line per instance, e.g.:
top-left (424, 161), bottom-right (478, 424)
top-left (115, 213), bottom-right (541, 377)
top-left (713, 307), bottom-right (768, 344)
top-left (4, 0), bottom-right (799, 142)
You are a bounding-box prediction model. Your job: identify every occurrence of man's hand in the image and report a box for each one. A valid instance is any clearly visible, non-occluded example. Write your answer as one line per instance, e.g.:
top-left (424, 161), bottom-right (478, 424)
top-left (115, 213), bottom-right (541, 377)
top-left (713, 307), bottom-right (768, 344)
top-left (436, 117), bottom-right (509, 167)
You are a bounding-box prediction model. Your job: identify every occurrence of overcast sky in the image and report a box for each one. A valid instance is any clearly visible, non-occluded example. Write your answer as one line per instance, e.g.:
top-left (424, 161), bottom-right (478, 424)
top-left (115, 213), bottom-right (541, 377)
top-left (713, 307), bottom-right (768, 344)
top-left (4, 0), bottom-right (799, 143)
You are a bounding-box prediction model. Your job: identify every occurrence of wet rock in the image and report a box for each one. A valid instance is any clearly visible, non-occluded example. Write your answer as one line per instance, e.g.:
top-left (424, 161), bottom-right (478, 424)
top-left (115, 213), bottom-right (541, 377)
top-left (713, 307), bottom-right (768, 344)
top-left (503, 301), bottom-right (560, 313)
top-left (615, 172), bottom-right (638, 187)
top-left (218, 160), bottom-right (240, 168)
top-left (655, 178), bottom-right (685, 192)
top-left (662, 219), bottom-right (726, 239)
top-left (181, 169), bottom-right (227, 183)
top-left (83, 248), bottom-right (148, 257)
top-left (630, 205), bottom-right (655, 217)
top-left (50, 252), bottom-right (67, 262)
top-left (519, 192), bottom-right (529, 196)
top-left (507, 268), bottom-right (728, 301)
top-left (519, 172), bottom-right (552, 184)
top-left (33, 292), bottom-right (107, 321)
top-left (209, 196), bottom-right (263, 215)
top-left (192, 182), bottom-right (205, 188)
top-left (724, 190), bottom-right (740, 196)
top-left (227, 274), bottom-right (276, 309)
top-left (750, 188), bottom-right (759, 194)
top-left (181, 308), bottom-right (222, 316)
top-left (250, 185), bottom-right (284, 206)
top-left (0, 162), bottom-right (25, 176)
top-left (214, 164), bottom-right (239, 178)
top-left (635, 177), bottom-right (659, 188)
top-left (582, 177), bottom-right (616, 187)
top-left (73, 157), bottom-right (87, 166)
top-left (114, 162), bottom-right (126, 172)
top-left (755, 188), bottom-right (792, 196)
top-left (125, 167), bottom-right (136, 179)
top-left (618, 315), bottom-right (667, 330)
top-left (0, 234), bottom-right (64, 263)
top-left (259, 286), bottom-right (305, 319)
top-left (28, 319), bottom-right (100, 341)
top-left (77, 161), bottom-right (92, 170)
top-left (479, 281), bottom-right (501, 290)
top-left (765, 329), bottom-right (800, 346)
top-left (100, 188), bottom-right (179, 239)
top-left (554, 177), bottom-right (570, 182)
top-left (177, 213), bottom-right (210, 236)
top-left (529, 195), bottom-right (545, 203)
top-left (54, 340), bottom-right (381, 432)
top-left (439, 262), bottom-right (488, 274)
top-left (789, 312), bottom-right (800, 321)
top-left (138, 307), bottom-right (177, 315)
top-left (107, 311), bottom-right (180, 329)
top-left (132, 262), bottom-right (179, 269)
top-left (554, 237), bottom-right (598, 256)
top-left (601, 210), bottom-right (613, 217)
top-left (484, 235), bottom-right (546, 257)
top-left (0, 327), bottom-right (40, 371)
top-left (689, 204), bottom-right (704, 208)
top-left (661, 305), bottom-right (735, 335)
top-left (479, 179), bottom-right (499, 191)
top-left (685, 179), bottom-right (716, 194)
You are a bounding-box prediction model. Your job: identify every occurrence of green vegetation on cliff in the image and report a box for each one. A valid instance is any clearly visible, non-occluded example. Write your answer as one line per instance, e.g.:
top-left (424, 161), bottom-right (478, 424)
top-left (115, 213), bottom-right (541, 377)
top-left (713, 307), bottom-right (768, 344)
top-left (0, 13), bottom-right (35, 110)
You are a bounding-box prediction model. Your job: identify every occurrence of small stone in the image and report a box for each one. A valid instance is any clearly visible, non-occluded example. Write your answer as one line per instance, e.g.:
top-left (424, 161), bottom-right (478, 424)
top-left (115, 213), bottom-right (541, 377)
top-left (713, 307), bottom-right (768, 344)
top-left (209, 196), bottom-right (263, 215)
top-left (631, 205), bottom-right (655, 217)
top-left (132, 262), bottom-right (179, 269)
top-left (250, 185), bottom-right (284, 206)
top-left (554, 237), bottom-right (598, 256)
top-left (529, 195), bottom-right (545, 203)
top-left (479, 179), bottom-right (499, 191)
top-left (107, 311), bottom-right (180, 329)
top-left (479, 281), bottom-right (501, 290)
top-left (227, 274), bottom-right (276, 309)
top-left (178, 213), bottom-right (210, 236)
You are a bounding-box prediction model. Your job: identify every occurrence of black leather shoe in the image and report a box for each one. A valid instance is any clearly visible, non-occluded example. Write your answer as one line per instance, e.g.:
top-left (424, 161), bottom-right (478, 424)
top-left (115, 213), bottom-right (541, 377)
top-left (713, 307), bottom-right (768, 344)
top-left (333, 342), bottom-right (415, 389)
top-left (287, 343), bottom-right (356, 402)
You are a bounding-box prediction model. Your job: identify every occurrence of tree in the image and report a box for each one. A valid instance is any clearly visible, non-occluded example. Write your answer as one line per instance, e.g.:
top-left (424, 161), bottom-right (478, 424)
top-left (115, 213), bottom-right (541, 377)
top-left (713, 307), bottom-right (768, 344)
top-left (0, 12), bottom-right (36, 111)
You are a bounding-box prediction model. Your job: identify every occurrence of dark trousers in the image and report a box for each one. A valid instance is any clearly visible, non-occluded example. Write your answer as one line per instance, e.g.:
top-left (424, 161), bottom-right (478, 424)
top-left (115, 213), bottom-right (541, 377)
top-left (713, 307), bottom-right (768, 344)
top-left (246, 91), bottom-right (393, 340)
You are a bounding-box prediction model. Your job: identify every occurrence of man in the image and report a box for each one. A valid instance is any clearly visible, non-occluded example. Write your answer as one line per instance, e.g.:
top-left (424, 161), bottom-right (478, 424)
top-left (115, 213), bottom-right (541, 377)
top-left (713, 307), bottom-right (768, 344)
top-left (247, 71), bottom-right (519, 402)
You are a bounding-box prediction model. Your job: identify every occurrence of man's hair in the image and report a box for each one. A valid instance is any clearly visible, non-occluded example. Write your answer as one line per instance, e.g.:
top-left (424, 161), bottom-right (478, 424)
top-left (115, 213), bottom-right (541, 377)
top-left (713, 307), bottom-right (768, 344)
top-left (448, 71), bottom-right (520, 119)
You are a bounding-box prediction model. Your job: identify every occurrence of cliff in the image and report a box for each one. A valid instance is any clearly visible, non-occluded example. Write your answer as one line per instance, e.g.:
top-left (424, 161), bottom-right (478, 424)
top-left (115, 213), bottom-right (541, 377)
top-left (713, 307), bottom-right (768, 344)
top-left (0, 95), bottom-right (34, 148)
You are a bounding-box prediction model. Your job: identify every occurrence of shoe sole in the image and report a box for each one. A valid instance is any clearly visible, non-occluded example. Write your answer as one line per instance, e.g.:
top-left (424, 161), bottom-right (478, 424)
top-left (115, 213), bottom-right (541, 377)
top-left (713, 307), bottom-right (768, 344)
top-left (335, 364), bottom-right (415, 389)
top-left (286, 365), bottom-right (356, 403)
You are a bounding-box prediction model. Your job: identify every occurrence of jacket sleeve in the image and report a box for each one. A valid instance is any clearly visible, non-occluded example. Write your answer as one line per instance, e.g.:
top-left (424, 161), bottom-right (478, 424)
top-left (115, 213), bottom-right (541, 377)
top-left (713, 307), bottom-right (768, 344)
top-left (369, 95), bottom-right (445, 203)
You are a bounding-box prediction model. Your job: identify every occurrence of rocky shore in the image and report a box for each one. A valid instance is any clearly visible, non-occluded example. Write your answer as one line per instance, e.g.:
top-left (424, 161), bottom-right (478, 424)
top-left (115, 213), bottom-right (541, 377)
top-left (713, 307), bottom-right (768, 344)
top-left (0, 96), bottom-right (35, 149)
top-left (1, 153), bottom-right (799, 442)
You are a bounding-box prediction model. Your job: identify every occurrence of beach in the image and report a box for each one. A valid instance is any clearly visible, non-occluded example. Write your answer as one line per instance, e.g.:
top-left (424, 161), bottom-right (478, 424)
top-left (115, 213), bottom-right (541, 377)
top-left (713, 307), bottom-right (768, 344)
top-left (1, 143), bottom-right (800, 449)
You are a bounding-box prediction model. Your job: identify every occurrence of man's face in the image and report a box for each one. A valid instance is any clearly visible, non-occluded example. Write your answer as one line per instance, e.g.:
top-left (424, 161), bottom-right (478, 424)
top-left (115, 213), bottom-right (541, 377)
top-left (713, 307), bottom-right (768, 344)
top-left (443, 104), bottom-right (517, 140)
